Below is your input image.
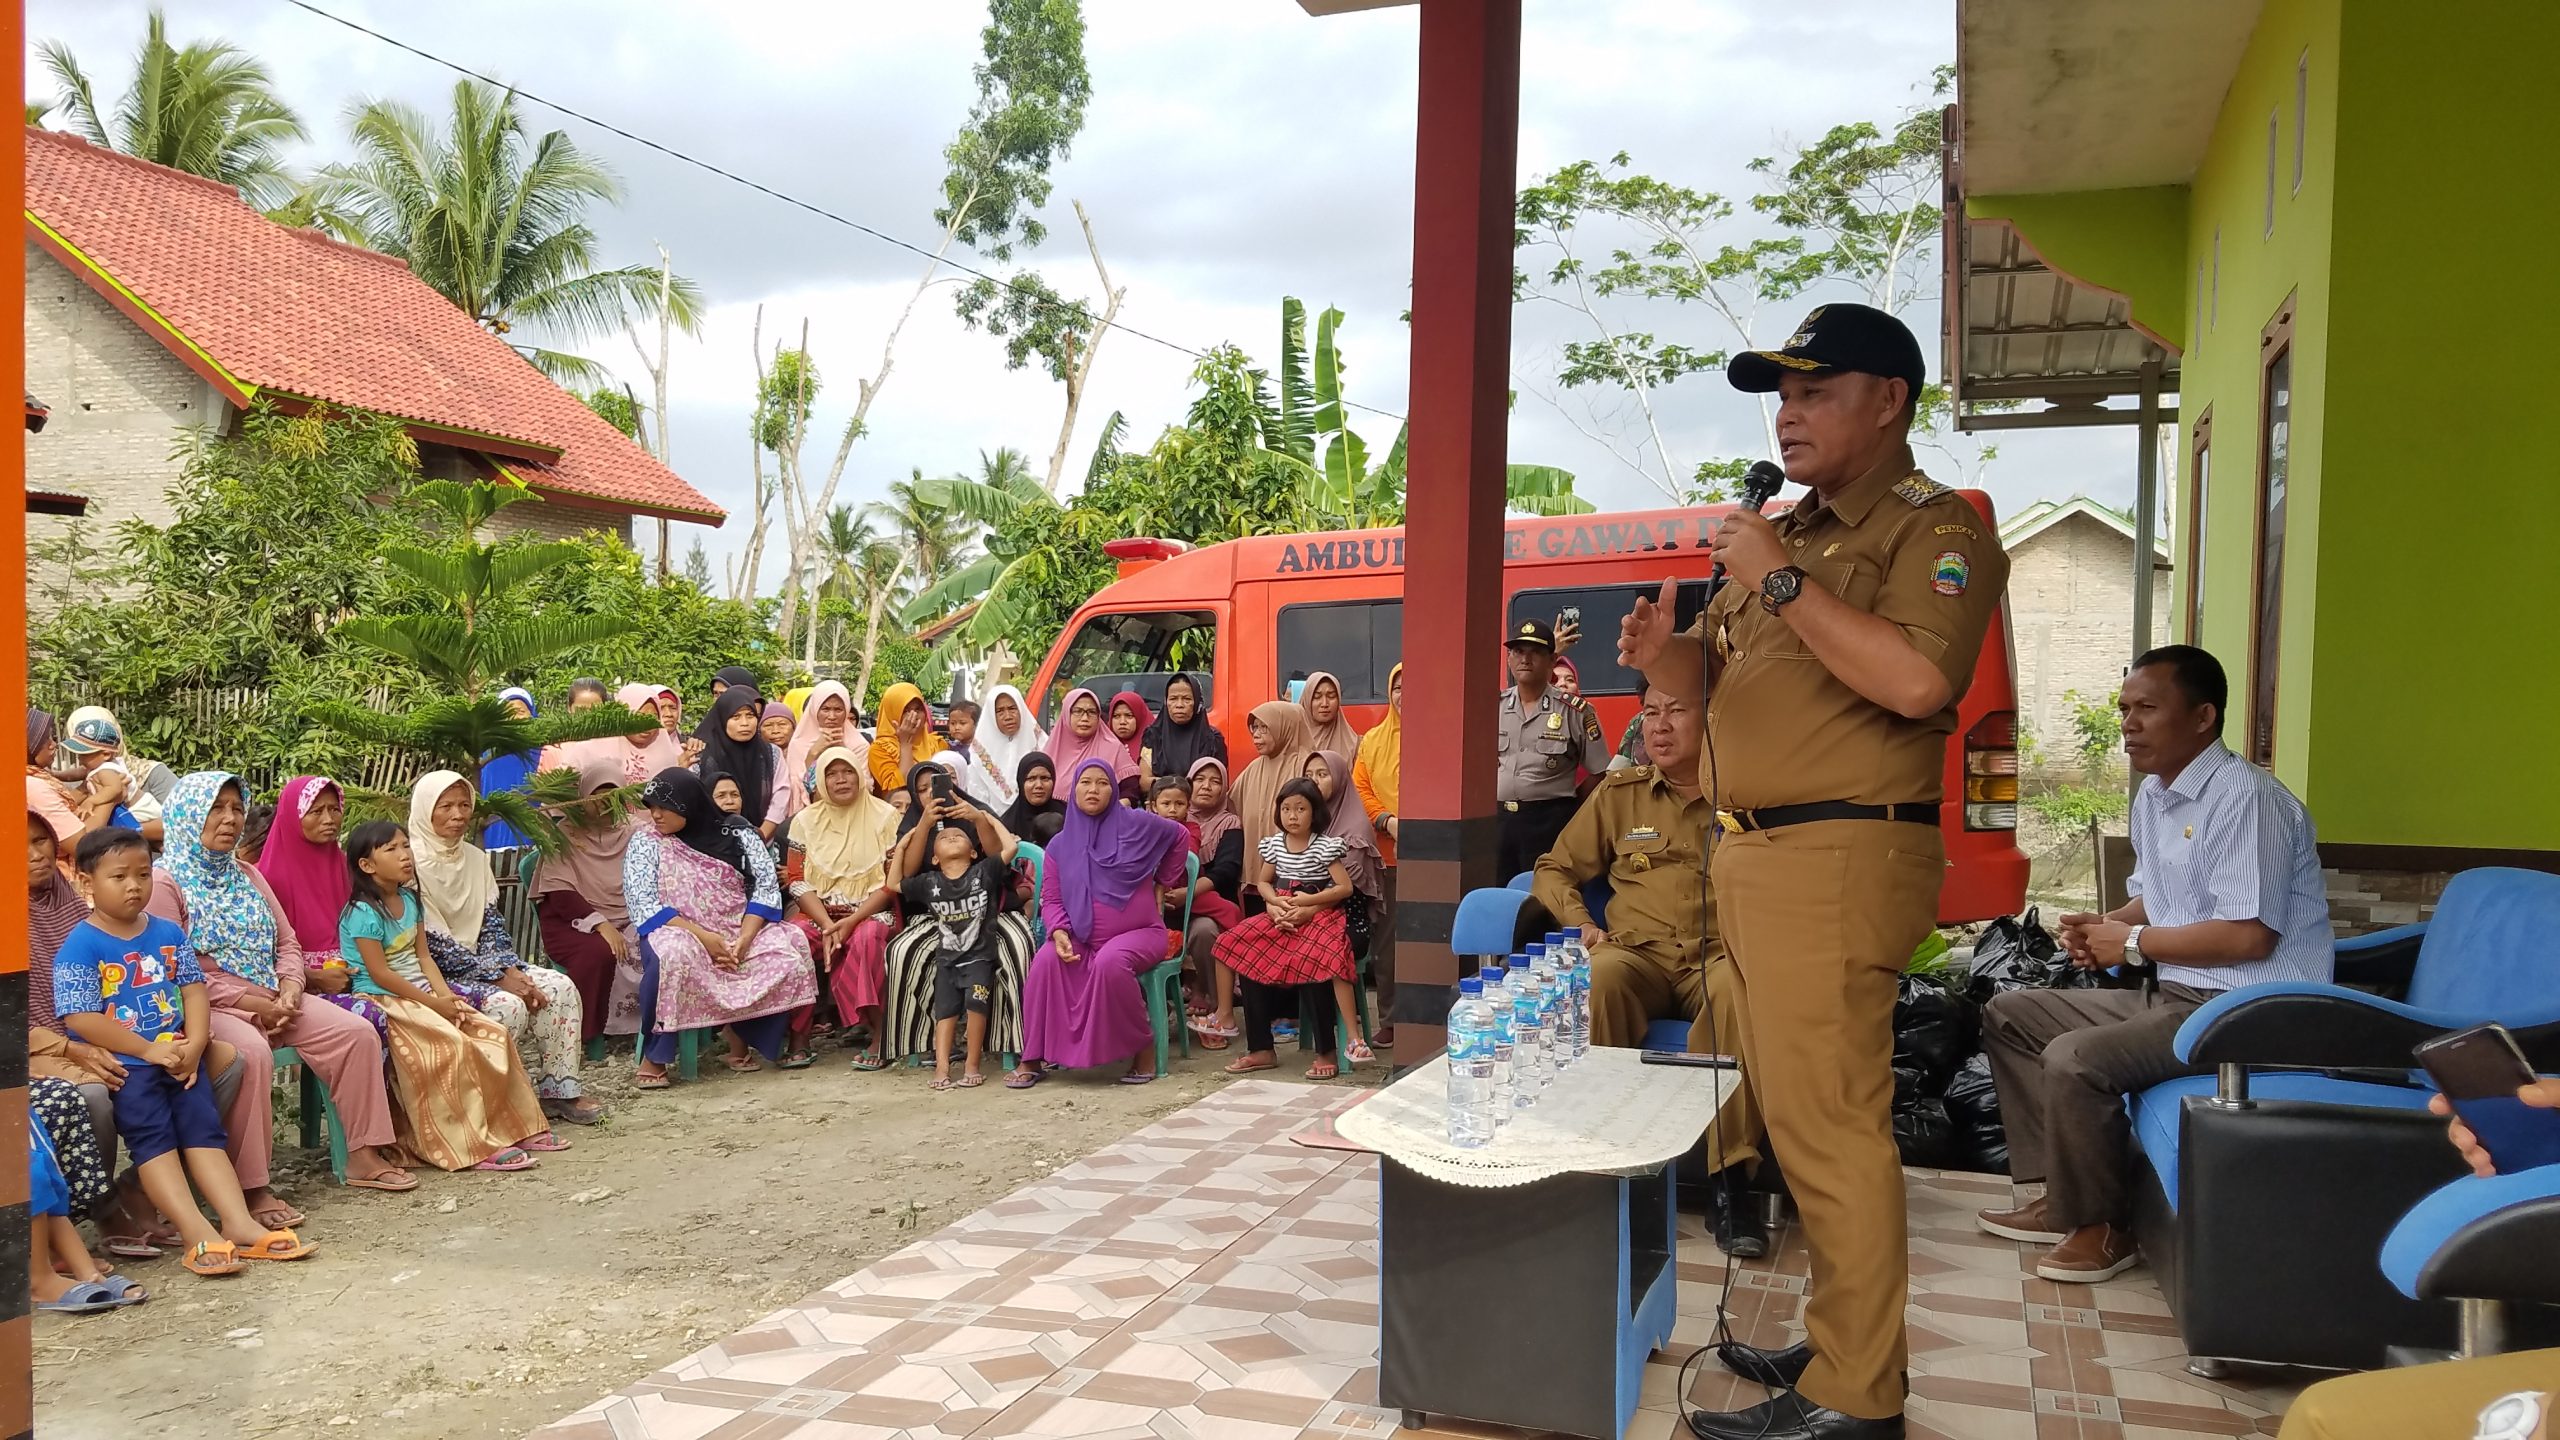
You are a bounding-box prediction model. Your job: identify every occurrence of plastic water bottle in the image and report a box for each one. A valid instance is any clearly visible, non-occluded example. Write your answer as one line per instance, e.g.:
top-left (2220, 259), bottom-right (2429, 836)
top-left (1483, 963), bottom-right (1516, 1123)
top-left (1508, 955), bottom-right (1548, 1105)
top-left (1445, 978), bottom-right (1496, 1148)
top-left (1533, 949), bottom-right (1571, 1073)
top-left (1551, 931), bottom-right (1592, 1060)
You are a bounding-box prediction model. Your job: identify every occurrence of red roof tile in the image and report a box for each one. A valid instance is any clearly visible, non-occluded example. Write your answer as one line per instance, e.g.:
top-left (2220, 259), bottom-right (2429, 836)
top-left (24, 127), bottom-right (723, 523)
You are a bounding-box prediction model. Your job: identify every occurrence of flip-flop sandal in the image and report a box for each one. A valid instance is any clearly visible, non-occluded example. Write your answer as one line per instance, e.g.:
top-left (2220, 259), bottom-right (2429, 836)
top-left (181, 1241), bottom-right (243, 1278)
top-left (545, 1098), bottom-right (607, 1125)
top-left (776, 1050), bottom-right (818, 1070)
top-left (1346, 1040), bottom-right (1375, 1064)
top-left (235, 1229), bottom-right (318, 1262)
top-left (717, 1054), bottom-right (765, 1074)
top-left (1222, 1056), bottom-right (1278, 1075)
top-left (97, 1274), bottom-right (149, 1307)
top-left (1003, 1070), bottom-right (1043, 1089)
top-left (249, 1201), bottom-right (306, 1230)
top-left (849, 1054), bottom-right (891, 1072)
top-left (1372, 1026), bottom-right (1396, 1048)
top-left (1197, 1032), bottom-right (1232, 1051)
top-left (956, 1073), bottom-right (987, 1089)
top-left (1306, 1062), bottom-right (1340, 1081)
top-left (471, 1148), bottom-right (539, 1172)
top-left (632, 1070), bottom-right (672, 1090)
top-left (928, 1076), bottom-right (956, 1092)
top-left (101, 1234), bottom-right (165, 1261)
top-left (1119, 1071), bottom-right (1159, 1085)
top-left (343, 1169), bottom-right (420, 1193)
top-left (519, 1131), bottom-right (573, 1153)
top-left (37, 1280), bottom-right (125, 1313)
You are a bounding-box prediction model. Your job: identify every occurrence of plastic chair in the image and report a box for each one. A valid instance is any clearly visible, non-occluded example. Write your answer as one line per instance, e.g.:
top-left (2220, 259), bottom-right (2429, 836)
top-left (1134, 852), bottom-right (1199, 1077)
top-left (270, 1045), bottom-right (349, 1183)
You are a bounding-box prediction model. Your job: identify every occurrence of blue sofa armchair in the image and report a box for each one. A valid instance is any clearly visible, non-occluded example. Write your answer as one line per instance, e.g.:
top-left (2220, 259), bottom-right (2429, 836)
top-left (2131, 867), bottom-right (2560, 1373)
top-left (2382, 1161), bottom-right (2560, 1359)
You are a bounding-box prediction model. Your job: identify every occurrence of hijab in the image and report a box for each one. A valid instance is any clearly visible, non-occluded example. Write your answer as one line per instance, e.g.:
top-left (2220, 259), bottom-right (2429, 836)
top-left (711, 665), bottom-right (760, 697)
top-left (1141, 674), bottom-right (1226, 780)
top-left (567, 682), bottom-right (684, 783)
top-left (164, 771), bottom-right (282, 990)
top-left (868, 682), bottom-right (946, 788)
top-left (640, 766), bottom-right (758, 881)
top-left (998, 752), bottom-right (1065, 841)
top-left (478, 686), bottom-right (541, 849)
top-left (1299, 671), bottom-right (1364, 758)
top-left (697, 687), bottom-right (779, 825)
top-left (1186, 756), bottom-right (1241, 857)
top-left (978, 683), bottom-right (1048, 789)
top-left (1050, 759), bottom-right (1185, 946)
top-left (786, 680), bottom-right (855, 783)
top-left (408, 770), bottom-right (499, 941)
top-left (29, 808), bottom-right (87, 1033)
top-left (1355, 661), bottom-right (1403, 817)
top-left (894, 759), bottom-right (945, 838)
top-left (1309, 749), bottom-right (1384, 899)
top-left (533, 752), bottom-right (635, 920)
top-left (793, 746), bottom-right (901, 901)
top-left (1043, 688), bottom-right (1136, 786)
top-left (1233, 700), bottom-right (1318, 854)
top-left (1107, 690), bottom-right (1154, 763)
top-left (253, 777), bottom-right (354, 954)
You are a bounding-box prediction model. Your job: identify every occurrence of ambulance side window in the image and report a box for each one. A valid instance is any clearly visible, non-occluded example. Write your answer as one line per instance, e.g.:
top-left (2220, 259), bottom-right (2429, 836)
top-left (1506, 583), bottom-right (1714, 697)
top-left (1276, 600), bottom-right (1402, 704)
top-left (1043, 610), bottom-right (1219, 724)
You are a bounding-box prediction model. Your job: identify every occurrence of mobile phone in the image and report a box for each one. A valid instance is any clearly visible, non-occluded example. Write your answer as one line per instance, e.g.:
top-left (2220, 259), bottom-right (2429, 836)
top-left (2414, 1023), bottom-right (2560, 1174)
top-left (1639, 1049), bottom-right (1737, 1070)
top-left (1560, 605), bottom-right (1583, 630)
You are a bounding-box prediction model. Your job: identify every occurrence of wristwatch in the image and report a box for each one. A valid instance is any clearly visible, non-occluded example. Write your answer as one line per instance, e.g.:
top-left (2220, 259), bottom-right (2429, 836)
top-left (2474, 1391), bottom-right (2544, 1440)
top-left (2123, 925), bottom-right (2148, 968)
top-left (1760, 565), bottom-right (1808, 616)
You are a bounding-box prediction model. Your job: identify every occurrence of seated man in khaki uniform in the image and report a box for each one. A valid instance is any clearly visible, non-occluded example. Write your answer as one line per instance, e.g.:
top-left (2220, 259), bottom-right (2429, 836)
top-left (1533, 684), bottom-right (1767, 1256)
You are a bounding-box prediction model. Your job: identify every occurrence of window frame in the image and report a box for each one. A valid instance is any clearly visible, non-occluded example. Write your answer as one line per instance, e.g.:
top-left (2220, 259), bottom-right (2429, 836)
top-left (1274, 597), bottom-right (1403, 705)
top-left (2184, 406), bottom-right (2213, 643)
top-left (1504, 580), bottom-right (1718, 699)
top-left (1040, 608), bottom-right (1222, 725)
top-left (2247, 295), bottom-right (2298, 768)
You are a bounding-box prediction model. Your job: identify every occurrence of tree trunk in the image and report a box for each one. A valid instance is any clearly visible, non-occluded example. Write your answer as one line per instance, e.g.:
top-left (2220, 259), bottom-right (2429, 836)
top-left (851, 552), bottom-right (913, 709)
top-left (1043, 200), bottom-right (1125, 494)
top-left (735, 307), bottom-right (775, 601)
top-left (773, 317), bottom-right (817, 650)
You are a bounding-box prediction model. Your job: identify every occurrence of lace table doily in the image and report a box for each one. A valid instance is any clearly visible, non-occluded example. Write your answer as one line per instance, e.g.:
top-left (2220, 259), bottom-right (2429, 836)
top-left (1334, 1045), bottom-right (1736, 1188)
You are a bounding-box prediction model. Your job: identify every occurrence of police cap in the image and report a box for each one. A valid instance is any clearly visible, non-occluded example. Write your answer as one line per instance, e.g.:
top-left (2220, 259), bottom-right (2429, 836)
top-left (1727, 302), bottom-right (1927, 397)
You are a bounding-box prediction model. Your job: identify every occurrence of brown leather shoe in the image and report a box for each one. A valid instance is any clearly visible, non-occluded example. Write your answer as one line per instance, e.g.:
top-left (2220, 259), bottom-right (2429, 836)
top-left (1976, 1194), bottom-right (2067, 1245)
top-left (2035, 1223), bottom-right (2141, 1283)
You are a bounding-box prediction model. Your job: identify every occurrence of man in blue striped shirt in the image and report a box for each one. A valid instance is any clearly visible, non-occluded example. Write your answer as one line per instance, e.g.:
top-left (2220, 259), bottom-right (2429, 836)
top-left (1977, 646), bottom-right (2332, 1284)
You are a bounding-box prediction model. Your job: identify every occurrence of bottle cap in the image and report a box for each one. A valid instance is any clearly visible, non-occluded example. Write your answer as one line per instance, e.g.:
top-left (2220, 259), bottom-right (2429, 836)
top-left (1458, 976), bottom-right (1482, 995)
top-left (1509, 955), bottom-right (1532, 970)
top-left (1546, 931), bottom-right (1566, 946)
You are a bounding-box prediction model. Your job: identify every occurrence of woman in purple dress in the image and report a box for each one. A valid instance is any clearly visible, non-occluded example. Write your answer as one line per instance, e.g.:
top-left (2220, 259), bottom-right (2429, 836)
top-left (1006, 759), bottom-right (1187, 1088)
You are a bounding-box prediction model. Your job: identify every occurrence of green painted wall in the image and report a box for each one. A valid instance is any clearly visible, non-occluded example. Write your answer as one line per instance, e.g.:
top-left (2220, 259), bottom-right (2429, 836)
top-left (1964, 187), bottom-right (2191, 353)
top-left (2307, 0), bottom-right (2560, 848)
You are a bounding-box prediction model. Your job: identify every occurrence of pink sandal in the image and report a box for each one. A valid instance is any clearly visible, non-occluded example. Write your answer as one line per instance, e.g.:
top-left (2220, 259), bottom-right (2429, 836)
top-left (518, 1131), bottom-right (572, 1153)
top-left (471, 1147), bottom-right (539, 1172)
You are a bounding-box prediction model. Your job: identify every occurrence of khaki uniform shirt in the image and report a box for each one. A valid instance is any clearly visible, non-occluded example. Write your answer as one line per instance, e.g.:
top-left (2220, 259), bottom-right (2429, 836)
top-left (1530, 765), bottom-right (1722, 963)
top-left (1685, 446), bottom-right (2010, 811)
top-left (1497, 684), bottom-right (1608, 804)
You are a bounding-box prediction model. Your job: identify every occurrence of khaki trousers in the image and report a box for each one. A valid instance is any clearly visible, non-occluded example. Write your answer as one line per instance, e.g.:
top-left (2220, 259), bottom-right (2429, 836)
top-left (1979, 982), bottom-right (2217, 1228)
top-left (1587, 938), bottom-right (1761, 1173)
top-left (2277, 1350), bottom-right (2560, 1439)
top-left (1712, 819), bottom-right (1943, 1422)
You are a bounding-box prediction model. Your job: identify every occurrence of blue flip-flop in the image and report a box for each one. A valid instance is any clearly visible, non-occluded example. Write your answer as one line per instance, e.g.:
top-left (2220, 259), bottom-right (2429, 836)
top-left (95, 1274), bottom-right (148, 1307)
top-left (37, 1280), bottom-right (123, 1314)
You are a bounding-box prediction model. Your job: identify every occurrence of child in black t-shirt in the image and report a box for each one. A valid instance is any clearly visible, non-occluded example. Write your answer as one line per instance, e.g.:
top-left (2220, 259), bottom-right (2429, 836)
top-left (890, 789), bottom-right (1011, 1089)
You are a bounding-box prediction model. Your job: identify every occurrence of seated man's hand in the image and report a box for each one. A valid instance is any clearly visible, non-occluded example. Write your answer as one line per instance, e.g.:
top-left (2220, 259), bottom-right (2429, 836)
top-left (2431, 1081), bottom-right (2560, 1178)
top-left (1579, 924), bottom-right (1607, 951)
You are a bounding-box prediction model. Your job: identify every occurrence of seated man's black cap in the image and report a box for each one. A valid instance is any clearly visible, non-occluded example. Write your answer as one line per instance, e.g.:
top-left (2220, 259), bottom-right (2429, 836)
top-left (1727, 302), bottom-right (1927, 396)
top-left (1504, 619), bottom-right (1557, 652)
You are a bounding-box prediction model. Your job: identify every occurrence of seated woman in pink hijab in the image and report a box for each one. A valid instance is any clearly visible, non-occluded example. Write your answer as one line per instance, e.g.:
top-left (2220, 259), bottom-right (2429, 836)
top-left (1006, 760), bottom-right (1189, 1089)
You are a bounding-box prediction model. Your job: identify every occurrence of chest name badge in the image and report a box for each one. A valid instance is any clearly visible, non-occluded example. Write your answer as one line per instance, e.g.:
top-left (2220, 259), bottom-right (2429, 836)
top-left (1548, 713), bottom-right (1564, 730)
top-left (1623, 826), bottom-right (1660, 842)
top-left (1931, 550), bottom-right (1970, 596)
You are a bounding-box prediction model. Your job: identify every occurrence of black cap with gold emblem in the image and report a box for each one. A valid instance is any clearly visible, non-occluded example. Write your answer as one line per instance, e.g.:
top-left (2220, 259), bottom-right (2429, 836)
top-left (1503, 618), bottom-right (1557, 652)
top-left (1727, 301), bottom-right (1927, 396)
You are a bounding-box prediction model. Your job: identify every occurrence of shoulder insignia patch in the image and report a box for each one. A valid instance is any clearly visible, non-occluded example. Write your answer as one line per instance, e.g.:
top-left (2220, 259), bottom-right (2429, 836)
top-left (1933, 522), bottom-right (1978, 539)
top-left (1892, 474), bottom-right (1951, 506)
top-left (1931, 550), bottom-right (1970, 596)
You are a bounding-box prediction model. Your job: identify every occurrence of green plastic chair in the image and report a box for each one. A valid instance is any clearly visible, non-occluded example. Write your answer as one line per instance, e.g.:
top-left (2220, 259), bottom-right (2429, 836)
top-left (1134, 852), bottom-right (1199, 1078)
top-left (270, 1045), bottom-right (348, 1183)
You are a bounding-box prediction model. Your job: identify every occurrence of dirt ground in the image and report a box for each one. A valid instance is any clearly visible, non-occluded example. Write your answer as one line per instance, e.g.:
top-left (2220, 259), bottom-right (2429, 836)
top-left (34, 1039), bottom-right (1347, 1440)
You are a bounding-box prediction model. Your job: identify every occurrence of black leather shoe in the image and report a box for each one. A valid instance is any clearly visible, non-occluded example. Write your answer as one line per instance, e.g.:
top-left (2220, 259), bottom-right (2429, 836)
top-left (1714, 1337), bottom-right (1813, 1389)
top-left (1686, 1389), bottom-right (1902, 1439)
top-left (1713, 1173), bottom-right (1769, 1259)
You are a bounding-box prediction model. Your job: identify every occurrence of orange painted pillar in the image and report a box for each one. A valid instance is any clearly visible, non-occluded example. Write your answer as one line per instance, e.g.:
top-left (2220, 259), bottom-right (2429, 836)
top-left (4, 2), bottom-right (36, 1431)
top-left (1391, 0), bottom-right (1521, 1062)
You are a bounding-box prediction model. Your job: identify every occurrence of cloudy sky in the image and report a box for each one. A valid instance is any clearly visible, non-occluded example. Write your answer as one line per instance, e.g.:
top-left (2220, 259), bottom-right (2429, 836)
top-left (30, 0), bottom-right (2135, 586)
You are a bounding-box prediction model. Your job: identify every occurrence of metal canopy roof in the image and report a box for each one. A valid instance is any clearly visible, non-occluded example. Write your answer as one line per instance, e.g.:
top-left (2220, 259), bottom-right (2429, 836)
top-left (1947, 214), bottom-right (2179, 431)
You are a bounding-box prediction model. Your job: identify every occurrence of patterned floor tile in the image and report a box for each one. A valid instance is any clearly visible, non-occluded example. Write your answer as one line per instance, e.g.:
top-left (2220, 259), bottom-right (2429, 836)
top-left (533, 1083), bottom-right (2309, 1440)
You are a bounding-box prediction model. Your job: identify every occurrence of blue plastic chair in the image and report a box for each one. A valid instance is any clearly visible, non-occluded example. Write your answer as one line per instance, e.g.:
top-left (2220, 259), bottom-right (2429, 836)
top-left (1453, 872), bottom-right (1677, 1052)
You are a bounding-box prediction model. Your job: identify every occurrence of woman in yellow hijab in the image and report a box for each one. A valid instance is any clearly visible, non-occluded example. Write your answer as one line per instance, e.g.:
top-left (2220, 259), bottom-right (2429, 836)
top-left (1351, 662), bottom-right (1403, 1048)
top-left (866, 682), bottom-right (945, 797)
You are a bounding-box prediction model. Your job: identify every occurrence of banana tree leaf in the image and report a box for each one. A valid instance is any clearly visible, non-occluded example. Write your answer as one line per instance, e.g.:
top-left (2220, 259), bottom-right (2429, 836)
top-left (1275, 298), bottom-right (1316, 466)
top-left (902, 554), bottom-right (1005, 625)
top-left (1310, 305), bottom-right (1348, 436)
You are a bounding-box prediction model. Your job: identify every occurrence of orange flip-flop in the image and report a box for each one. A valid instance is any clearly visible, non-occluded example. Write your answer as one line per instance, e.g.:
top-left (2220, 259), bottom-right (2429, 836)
top-left (234, 1229), bottom-right (318, 1262)
top-left (182, 1240), bottom-right (244, 1278)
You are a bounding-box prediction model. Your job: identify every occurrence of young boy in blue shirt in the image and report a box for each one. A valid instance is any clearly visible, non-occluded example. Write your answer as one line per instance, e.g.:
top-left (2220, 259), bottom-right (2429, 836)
top-left (54, 828), bottom-right (318, 1276)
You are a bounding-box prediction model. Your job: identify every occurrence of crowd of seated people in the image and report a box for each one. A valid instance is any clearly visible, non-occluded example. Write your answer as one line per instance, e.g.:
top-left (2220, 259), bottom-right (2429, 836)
top-left (20, 665), bottom-right (1406, 1308)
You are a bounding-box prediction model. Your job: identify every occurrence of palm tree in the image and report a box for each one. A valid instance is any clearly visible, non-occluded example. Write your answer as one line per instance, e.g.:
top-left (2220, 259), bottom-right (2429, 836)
top-left (37, 9), bottom-right (308, 211)
top-left (295, 79), bottom-right (705, 386)
top-left (815, 505), bottom-right (901, 622)
top-left (865, 469), bottom-right (976, 591)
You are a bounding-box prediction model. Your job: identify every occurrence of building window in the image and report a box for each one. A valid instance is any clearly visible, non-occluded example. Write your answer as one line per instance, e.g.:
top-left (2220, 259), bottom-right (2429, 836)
top-left (2248, 297), bottom-right (2297, 767)
top-left (2294, 51), bottom-right (2310, 193)
top-left (1507, 583), bottom-right (1714, 697)
top-left (2264, 110), bottom-right (2279, 237)
top-left (1276, 599), bottom-right (1402, 704)
top-left (2185, 407), bottom-right (2213, 642)
top-left (2211, 229), bottom-right (2221, 330)
top-left (1041, 609), bottom-right (1220, 725)
top-left (2194, 261), bottom-right (2206, 355)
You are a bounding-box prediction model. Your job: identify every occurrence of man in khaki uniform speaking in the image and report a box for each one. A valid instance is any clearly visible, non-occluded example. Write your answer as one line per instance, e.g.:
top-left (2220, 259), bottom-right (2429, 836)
top-left (1531, 684), bottom-right (1767, 1258)
top-left (1621, 302), bottom-right (2009, 1440)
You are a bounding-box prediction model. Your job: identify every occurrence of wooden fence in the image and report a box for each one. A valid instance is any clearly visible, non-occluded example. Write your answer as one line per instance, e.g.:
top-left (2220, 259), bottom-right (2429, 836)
top-left (160, 685), bottom-right (429, 797)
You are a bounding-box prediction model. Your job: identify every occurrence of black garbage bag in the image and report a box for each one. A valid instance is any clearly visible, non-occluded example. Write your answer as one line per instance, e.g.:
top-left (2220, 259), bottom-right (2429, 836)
top-left (1956, 1115), bottom-right (2010, 1175)
top-left (1892, 1063), bottom-right (1928, 1107)
top-left (1941, 1052), bottom-right (2001, 1125)
top-left (1893, 975), bottom-right (1979, 1092)
top-left (1893, 1095), bottom-right (1957, 1169)
top-left (1963, 907), bottom-right (2060, 1000)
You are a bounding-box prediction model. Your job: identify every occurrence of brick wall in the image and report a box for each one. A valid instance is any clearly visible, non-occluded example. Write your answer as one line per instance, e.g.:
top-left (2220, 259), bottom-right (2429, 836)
top-left (2323, 864), bottom-right (2449, 936)
top-left (484, 491), bottom-right (634, 547)
top-left (25, 240), bottom-right (232, 591)
top-left (2007, 512), bottom-right (2174, 754)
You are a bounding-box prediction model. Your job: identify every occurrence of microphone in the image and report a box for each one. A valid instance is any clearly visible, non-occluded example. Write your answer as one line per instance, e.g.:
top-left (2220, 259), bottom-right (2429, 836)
top-left (1709, 460), bottom-right (1789, 587)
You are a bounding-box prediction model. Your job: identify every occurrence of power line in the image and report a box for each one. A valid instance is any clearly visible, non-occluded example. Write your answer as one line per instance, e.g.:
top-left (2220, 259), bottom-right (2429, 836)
top-left (276, 0), bottom-right (1411, 425)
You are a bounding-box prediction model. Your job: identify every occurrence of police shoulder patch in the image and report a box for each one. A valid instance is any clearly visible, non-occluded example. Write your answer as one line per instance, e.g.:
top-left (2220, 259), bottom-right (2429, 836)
top-left (1892, 474), bottom-right (1951, 507)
